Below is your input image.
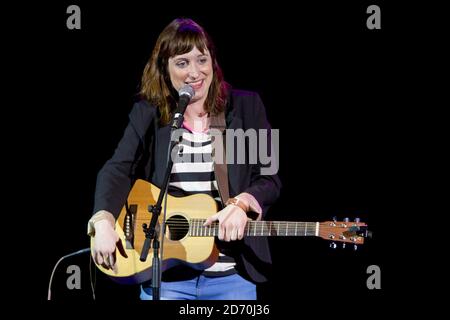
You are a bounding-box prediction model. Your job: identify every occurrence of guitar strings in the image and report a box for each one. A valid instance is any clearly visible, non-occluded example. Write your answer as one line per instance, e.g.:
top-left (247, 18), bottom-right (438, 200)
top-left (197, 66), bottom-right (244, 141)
top-left (133, 218), bottom-right (363, 238)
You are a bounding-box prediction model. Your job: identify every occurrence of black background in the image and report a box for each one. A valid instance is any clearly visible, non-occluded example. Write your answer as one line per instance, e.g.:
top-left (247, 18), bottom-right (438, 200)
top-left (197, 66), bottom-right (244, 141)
top-left (11, 0), bottom-right (418, 312)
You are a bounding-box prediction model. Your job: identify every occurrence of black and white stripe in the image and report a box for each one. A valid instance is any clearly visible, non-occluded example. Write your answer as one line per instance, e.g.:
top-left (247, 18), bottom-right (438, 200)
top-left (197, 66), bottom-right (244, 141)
top-left (169, 128), bottom-right (236, 275)
top-left (170, 130), bottom-right (219, 201)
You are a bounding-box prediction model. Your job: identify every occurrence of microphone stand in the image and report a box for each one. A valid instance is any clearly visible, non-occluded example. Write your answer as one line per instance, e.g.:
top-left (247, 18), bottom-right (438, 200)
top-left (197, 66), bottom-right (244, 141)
top-left (139, 105), bottom-right (186, 300)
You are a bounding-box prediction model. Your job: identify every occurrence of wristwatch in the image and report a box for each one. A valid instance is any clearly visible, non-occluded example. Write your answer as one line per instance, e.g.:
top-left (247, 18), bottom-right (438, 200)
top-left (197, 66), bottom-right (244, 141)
top-left (225, 197), bottom-right (249, 212)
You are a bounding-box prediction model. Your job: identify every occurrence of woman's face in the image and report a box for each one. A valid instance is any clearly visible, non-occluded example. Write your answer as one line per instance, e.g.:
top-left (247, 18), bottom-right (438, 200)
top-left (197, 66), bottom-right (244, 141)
top-left (168, 46), bottom-right (213, 104)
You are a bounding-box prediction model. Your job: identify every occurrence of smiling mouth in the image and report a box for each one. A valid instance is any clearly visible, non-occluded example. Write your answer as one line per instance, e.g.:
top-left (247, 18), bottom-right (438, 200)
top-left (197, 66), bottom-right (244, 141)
top-left (187, 80), bottom-right (204, 89)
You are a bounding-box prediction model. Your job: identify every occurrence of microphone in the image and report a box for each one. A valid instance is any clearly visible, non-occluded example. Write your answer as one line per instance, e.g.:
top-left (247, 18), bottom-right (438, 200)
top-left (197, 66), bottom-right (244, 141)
top-left (172, 84), bottom-right (194, 129)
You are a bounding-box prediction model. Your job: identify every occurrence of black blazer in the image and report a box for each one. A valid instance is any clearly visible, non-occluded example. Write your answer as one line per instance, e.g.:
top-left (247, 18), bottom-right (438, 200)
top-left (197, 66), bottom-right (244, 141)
top-left (94, 89), bottom-right (281, 283)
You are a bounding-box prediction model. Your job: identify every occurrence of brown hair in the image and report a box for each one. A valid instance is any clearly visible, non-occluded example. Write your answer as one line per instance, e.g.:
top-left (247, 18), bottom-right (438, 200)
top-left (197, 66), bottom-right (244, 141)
top-left (140, 18), bottom-right (229, 125)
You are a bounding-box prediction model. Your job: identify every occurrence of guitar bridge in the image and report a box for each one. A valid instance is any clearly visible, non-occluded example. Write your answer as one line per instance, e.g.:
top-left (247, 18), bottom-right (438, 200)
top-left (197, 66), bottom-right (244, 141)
top-left (124, 204), bottom-right (137, 249)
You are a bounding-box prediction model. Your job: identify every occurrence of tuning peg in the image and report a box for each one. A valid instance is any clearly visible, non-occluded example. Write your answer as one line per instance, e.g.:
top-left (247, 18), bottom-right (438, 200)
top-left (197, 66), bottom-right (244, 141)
top-left (342, 243), bottom-right (346, 249)
top-left (343, 217), bottom-right (349, 223)
top-left (332, 216), bottom-right (337, 222)
top-left (353, 244), bottom-right (358, 251)
top-left (330, 242), bottom-right (337, 249)
top-left (355, 217), bottom-right (360, 223)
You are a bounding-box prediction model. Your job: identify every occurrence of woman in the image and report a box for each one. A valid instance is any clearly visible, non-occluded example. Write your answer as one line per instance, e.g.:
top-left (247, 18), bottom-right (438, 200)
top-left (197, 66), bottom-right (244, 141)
top-left (89, 18), bottom-right (281, 300)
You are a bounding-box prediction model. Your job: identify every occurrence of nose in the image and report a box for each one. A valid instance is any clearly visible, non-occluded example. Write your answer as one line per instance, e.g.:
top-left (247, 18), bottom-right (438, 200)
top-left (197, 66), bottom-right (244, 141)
top-left (187, 63), bottom-right (200, 80)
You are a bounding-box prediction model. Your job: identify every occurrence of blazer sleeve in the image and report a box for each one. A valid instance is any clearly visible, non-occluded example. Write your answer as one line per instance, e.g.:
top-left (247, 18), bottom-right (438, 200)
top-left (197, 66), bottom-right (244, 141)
top-left (242, 93), bottom-right (282, 216)
top-left (93, 101), bottom-right (155, 219)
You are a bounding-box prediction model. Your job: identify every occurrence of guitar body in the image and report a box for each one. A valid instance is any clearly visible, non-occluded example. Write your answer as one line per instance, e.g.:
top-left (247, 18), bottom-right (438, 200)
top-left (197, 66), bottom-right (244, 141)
top-left (91, 180), bottom-right (371, 284)
top-left (90, 179), bottom-right (219, 284)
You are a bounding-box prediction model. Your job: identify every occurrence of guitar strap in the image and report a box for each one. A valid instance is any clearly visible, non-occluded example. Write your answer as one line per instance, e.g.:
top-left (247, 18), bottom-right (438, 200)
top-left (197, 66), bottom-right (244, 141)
top-left (210, 111), bottom-right (230, 205)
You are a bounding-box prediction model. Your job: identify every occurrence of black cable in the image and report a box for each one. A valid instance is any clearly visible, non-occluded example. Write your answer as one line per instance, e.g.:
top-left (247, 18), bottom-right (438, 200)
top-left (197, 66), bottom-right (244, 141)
top-left (47, 248), bottom-right (90, 300)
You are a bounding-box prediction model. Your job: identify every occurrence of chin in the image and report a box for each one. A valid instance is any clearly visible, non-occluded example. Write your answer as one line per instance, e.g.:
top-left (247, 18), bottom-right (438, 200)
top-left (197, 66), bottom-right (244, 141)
top-left (193, 90), bottom-right (206, 101)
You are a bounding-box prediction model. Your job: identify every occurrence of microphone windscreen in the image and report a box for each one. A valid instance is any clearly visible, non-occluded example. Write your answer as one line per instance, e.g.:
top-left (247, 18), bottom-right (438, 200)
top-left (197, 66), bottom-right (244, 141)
top-left (178, 84), bottom-right (194, 99)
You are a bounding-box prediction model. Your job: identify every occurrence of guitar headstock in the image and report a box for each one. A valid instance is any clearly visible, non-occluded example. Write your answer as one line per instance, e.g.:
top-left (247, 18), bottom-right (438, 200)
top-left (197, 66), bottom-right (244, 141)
top-left (319, 218), bottom-right (370, 248)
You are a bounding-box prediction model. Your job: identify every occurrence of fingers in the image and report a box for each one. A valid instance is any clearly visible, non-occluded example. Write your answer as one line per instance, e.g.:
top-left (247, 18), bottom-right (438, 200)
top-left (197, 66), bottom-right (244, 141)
top-left (98, 252), bottom-right (117, 270)
top-left (93, 251), bottom-right (110, 270)
top-left (93, 226), bottom-right (121, 270)
top-left (225, 227), bottom-right (243, 241)
top-left (230, 228), bottom-right (239, 241)
top-left (220, 227), bottom-right (238, 242)
top-left (223, 223), bottom-right (243, 242)
top-left (93, 246), bottom-right (117, 270)
top-left (203, 213), bottom-right (219, 226)
top-left (94, 251), bottom-right (103, 266)
top-left (101, 254), bottom-right (109, 269)
top-left (100, 252), bottom-right (112, 269)
top-left (219, 222), bottom-right (225, 241)
top-left (108, 253), bottom-right (117, 273)
top-left (238, 223), bottom-right (246, 240)
top-left (206, 206), bottom-right (248, 241)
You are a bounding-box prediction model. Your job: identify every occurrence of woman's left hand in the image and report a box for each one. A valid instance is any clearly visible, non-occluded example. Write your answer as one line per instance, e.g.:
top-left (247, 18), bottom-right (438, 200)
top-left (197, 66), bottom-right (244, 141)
top-left (203, 205), bottom-right (248, 241)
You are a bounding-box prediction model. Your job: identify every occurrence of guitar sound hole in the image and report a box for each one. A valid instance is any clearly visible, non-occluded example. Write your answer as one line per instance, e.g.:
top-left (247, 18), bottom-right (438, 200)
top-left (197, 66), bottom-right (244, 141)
top-left (166, 215), bottom-right (189, 240)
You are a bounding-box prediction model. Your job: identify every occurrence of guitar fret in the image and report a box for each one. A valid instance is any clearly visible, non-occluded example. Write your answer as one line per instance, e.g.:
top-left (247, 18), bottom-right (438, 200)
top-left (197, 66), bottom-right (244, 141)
top-left (269, 222), bottom-right (272, 236)
top-left (295, 222), bottom-right (298, 236)
top-left (261, 221), bottom-right (264, 236)
top-left (304, 223), bottom-right (307, 236)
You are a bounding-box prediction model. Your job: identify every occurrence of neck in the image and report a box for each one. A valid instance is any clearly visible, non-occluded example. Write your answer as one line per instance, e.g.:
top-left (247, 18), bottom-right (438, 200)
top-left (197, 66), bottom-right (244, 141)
top-left (184, 98), bottom-right (209, 132)
top-left (188, 220), bottom-right (319, 237)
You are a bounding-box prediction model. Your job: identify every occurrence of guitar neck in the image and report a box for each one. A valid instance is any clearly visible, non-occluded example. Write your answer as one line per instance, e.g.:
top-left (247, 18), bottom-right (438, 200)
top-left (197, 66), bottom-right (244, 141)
top-left (188, 220), bottom-right (318, 237)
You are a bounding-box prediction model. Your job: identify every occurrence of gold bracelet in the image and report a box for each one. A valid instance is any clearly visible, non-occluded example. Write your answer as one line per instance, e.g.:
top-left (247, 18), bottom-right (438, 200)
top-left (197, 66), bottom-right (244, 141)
top-left (87, 211), bottom-right (115, 236)
top-left (225, 197), bottom-right (249, 212)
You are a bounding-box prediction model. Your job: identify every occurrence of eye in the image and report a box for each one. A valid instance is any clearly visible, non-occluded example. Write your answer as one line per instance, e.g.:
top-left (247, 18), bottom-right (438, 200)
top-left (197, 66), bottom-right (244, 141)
top-left (198, 57), bottom-right (208, 64)
top-left (176, 60), bottom-right (188, 68)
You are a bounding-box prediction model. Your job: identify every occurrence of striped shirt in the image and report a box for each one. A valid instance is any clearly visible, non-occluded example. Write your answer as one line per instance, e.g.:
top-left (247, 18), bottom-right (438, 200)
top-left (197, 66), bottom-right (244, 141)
top-left (169, 128), bottom-right (236, 276)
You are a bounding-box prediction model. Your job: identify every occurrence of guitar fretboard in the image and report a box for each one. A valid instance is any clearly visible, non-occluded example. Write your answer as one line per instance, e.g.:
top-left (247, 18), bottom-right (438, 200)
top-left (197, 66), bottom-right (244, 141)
top-left (186, 219), bottom-right (318, 237)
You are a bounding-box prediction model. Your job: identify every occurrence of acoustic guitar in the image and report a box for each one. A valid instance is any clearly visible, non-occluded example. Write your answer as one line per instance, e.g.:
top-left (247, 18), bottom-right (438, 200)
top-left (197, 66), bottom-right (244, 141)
top-left (91, 179), bottom-right (369, 284)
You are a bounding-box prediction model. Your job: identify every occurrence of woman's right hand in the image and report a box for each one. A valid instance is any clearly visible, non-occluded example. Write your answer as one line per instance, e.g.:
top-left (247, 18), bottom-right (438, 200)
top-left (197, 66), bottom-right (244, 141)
top-left (92, 219), bottom-right (126, 271)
